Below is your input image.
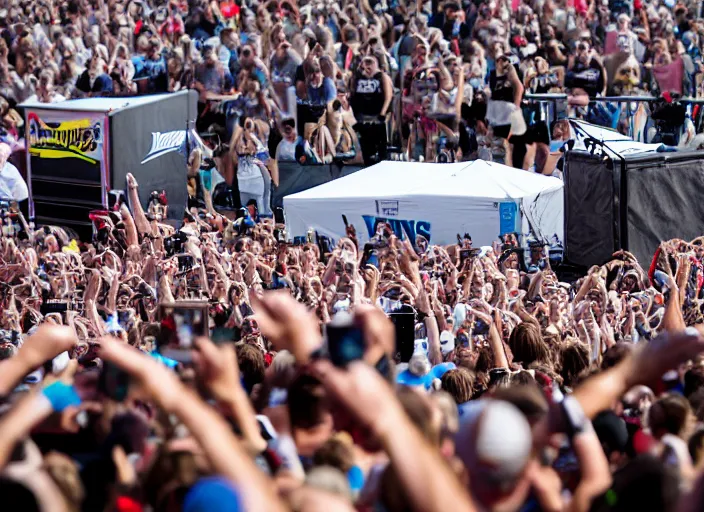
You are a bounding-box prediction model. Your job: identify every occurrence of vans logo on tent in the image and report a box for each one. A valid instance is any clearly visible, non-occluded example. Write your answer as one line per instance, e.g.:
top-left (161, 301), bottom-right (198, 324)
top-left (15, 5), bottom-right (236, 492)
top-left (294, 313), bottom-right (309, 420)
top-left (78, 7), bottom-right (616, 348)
top-left (375, 200), bottom-right (399, 216)
top-left (363, 215), bottom-right (431, 242)
top-left (141, 130), bottom-right (186, 164)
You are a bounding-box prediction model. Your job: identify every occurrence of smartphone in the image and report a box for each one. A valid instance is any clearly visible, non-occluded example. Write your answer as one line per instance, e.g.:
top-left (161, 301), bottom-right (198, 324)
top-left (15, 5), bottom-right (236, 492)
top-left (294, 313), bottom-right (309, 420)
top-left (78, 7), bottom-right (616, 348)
top-left (342, 214), bottom-right (349, 228)
top-left (293, 236), bottom-right (305, 246)
top-left (117, 310), bottom-right (134, 331)
top-left (158, 302), bottom-right (209, 362)
top-left (98, 361), bottom-right (130, 401)
top-left (474, 318), bottom-right (490, 335)
top-left (177, 254), bottom-right (195, 273)
top-left (211, 327), bottom-right (236, 344)
top-left (326, 312), bottom-right (365, 367)
top-left (41, 300), bottom-right (69, 316)
top-left (318, 234), bottom-right (333, 256)
top-left (383, 287), bottom-right (402, 301)
top-left (488, 367), bottom-right (510, 386)
top-left (274, 228), bottom-right (287, 244)
top-left (389, 306), bottom-right (416, 363)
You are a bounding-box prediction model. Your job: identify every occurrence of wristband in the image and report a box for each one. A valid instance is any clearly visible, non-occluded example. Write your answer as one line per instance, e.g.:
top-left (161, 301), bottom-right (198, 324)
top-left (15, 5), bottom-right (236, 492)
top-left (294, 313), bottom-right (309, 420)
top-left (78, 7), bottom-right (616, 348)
top-left (41, 381), bottom-right (81, 413)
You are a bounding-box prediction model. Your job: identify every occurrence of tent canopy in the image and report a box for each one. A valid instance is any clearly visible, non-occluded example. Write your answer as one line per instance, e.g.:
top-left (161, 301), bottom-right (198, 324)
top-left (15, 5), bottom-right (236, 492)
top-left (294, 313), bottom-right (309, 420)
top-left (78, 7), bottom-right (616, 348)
top-left (284, 160), bottom-right (564, 247)
top-left (286, 160), bottom-right (563, 201)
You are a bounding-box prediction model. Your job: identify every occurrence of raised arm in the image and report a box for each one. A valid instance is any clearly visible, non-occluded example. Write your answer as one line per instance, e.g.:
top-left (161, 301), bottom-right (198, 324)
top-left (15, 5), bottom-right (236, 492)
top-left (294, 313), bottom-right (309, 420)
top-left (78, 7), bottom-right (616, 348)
top-left (99, 337), bottom-right (287, 512)
top-left (0, 325), bottom-right (76, 396)
top-left (125, 173), bottom-right (153, 237)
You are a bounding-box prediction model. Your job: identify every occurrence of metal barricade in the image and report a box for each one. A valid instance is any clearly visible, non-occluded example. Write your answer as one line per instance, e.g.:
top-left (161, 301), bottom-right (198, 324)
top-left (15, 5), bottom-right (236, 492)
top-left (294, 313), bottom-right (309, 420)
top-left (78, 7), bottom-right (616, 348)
top-left (524, 93), bottom-right (704, 140)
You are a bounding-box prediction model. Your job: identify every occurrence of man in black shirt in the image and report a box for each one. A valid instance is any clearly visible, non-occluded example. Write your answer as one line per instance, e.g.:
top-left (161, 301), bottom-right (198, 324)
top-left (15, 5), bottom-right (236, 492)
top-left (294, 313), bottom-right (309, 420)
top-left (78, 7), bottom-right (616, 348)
top-left (429, 2), bottom-right (470, 43)
top-left (565, 41), bottom-right (606, 97)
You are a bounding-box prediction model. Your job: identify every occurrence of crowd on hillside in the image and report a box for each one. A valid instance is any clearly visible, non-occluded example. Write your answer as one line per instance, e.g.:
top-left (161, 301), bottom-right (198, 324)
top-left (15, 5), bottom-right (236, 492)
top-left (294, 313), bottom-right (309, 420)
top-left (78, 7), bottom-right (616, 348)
top-left (2, 172), bottom-right (704, 512)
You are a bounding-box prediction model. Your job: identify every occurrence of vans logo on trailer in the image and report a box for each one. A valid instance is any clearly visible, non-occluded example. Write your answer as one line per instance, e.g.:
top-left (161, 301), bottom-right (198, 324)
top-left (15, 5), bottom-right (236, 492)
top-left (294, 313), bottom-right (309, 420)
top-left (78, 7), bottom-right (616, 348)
top-left (141, 130), bottom-right (186, 164)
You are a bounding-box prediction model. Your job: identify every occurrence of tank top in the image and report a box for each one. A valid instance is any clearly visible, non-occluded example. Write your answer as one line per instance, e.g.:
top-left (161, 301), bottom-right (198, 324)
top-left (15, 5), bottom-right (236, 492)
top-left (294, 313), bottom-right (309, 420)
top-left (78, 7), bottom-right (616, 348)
top-left (352, 71), bottom-right (385, 118)
top-left (489, 70), bottom-right (515, 103)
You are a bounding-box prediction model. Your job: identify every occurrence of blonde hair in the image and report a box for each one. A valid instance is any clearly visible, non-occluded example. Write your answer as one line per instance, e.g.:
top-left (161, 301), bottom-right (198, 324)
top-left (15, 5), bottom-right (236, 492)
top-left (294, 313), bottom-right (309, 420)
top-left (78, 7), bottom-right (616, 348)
top-left (43, 452), bottom-right (85, 512)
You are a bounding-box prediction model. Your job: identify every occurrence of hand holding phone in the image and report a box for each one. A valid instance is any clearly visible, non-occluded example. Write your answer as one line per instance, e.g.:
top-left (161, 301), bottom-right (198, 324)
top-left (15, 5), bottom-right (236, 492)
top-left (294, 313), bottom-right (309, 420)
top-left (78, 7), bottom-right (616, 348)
top-left (326, 312), bottom-right (365, 367)
top-left (98, 361), bottom-right (130, 401)
top-left (158, 302), bottom-right (209, 363)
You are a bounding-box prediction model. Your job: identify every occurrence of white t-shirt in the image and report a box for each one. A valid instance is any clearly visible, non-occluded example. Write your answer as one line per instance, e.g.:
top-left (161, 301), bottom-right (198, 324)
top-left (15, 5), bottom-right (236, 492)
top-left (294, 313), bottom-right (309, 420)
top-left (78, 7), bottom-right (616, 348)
top-left (236, 155), bottom-right (264, 195)
top-left (275, 137), bottom-right (299, 162)
top-left (0, 161), bottom-right (28, 201)
top-left (23, 93), bottom-right (67, 104)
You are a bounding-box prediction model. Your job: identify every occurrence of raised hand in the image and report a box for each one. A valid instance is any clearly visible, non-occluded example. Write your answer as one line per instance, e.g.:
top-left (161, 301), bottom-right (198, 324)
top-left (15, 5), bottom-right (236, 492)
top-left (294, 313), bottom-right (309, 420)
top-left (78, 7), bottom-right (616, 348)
top-left (311, 359), bottom-right (402, 438)
top-left (626, 328), bottom-right (704, 388)
top-left (98, 336), bottom-right (183, 412)
top-left (250, 290), bottom-right (322, 362)
top-left (19, 324), bottom-right (77, 370)
top-left (192, 337), bottom-right (241, 404)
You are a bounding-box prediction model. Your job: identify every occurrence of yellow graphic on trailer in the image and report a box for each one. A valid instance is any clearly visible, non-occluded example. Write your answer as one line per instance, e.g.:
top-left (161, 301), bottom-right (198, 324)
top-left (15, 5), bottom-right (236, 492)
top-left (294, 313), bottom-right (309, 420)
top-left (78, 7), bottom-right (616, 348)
top-left (27, 113), bottom-right (102, 164)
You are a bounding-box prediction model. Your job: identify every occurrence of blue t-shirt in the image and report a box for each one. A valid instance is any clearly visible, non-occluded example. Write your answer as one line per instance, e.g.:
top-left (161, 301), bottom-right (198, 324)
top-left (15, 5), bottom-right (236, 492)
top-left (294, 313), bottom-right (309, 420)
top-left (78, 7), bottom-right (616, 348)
top-left (194, 63), bottom-right (233, 94)
top-left (307, 77), bottom-right (336, 105)
top-left (133, 55), bottom-right (168, 93)
top-left (92, 73), bottom-right (113, 95)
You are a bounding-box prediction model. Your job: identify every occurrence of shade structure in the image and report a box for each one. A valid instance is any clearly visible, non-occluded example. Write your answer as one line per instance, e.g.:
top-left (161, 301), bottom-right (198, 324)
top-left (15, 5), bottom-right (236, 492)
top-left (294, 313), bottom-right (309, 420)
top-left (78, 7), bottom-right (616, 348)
top-left (284, 160), bottom-right (564, 247)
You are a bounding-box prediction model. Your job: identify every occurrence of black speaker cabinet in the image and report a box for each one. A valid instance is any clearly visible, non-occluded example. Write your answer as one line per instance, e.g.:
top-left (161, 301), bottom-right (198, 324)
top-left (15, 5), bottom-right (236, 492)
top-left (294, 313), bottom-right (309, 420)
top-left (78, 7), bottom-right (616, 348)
top-left (564, 148), bottom-right (704, 267)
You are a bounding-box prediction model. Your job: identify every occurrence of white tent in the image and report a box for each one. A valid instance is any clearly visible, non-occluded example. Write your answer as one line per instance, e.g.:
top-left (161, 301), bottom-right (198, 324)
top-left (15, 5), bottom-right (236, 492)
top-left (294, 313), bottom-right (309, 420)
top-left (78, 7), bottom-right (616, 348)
top-left (283, 160), bottom-right (564, 247)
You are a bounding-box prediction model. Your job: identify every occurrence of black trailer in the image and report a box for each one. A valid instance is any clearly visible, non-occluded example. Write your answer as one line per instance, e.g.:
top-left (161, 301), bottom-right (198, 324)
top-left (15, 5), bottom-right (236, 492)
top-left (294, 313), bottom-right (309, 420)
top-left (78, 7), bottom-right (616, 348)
top-left (21, 90), bottom-right (198, 238)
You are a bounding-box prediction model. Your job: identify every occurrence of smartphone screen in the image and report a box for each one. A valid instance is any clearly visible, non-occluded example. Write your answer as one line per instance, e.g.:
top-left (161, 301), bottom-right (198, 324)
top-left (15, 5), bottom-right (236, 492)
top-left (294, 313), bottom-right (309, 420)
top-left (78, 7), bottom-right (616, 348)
top-left (389, 308), bottom-right (415, 363)
top-left (98, 361), bottom-right (130, 401)
top-left (158, 302), bottom-right (209, 362)
top-left (326, 313), bottom-right (365, 367)
top-left (177, 254), bottom-right (194, 273)
top-left (41, 301), bottom-right (69, 316)
top-left (211, 327), bottom-right (236, 344)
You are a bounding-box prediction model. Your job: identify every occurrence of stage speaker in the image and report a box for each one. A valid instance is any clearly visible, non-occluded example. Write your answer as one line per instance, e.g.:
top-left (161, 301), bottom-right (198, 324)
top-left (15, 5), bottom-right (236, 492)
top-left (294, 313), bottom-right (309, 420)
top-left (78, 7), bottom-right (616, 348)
top-left (29, 151), bottom-right (103, 240)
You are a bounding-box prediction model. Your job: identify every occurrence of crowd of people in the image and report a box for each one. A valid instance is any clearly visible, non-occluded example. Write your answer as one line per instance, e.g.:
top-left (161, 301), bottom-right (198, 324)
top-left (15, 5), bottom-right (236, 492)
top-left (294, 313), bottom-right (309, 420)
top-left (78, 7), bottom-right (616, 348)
top-left (5, 0), bottom-right (704, 511)
top-left (1, 0), bottom-right (704, 190)
top-left (2, 172), bottom-right (704, 512)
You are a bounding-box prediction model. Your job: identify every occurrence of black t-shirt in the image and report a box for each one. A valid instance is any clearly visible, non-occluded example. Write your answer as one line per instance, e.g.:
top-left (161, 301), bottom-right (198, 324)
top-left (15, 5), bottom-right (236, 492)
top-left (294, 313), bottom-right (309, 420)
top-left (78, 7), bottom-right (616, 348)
top-left (295, 63), bottom-right (306, 85)
top-left (565, 59), bottom-right (605, 97)
top-left (489, 70), bottom-right (515, 103)
top-left (351, 71), bottom-right (385, 118)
